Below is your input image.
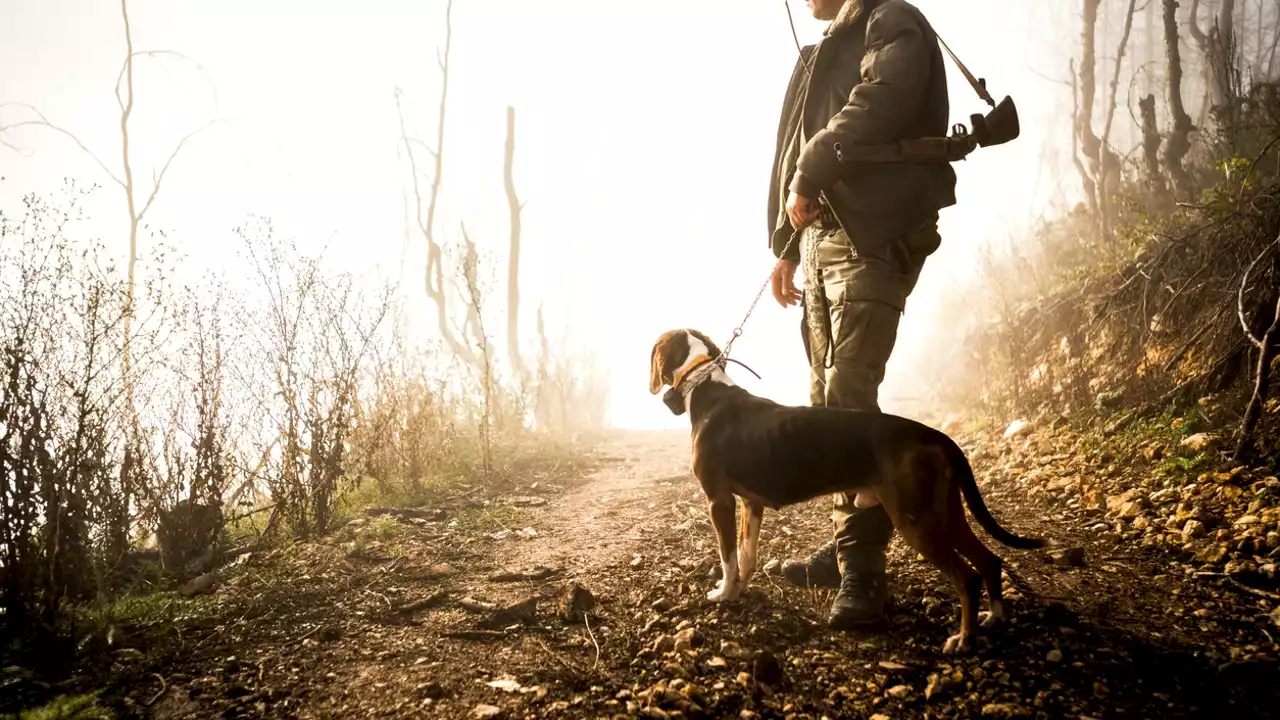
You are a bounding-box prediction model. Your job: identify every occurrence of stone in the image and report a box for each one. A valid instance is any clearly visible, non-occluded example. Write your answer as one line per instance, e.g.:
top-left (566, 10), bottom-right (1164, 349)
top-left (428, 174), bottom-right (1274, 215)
top-left (886, 684), bottom-right (912, 699)
top-left (1048, 547), bottom-right (1086, 567)
top-left (1180, 433), bottom-right (1214, 453)
top-left (1004, 419), bottom-right (1031, 439)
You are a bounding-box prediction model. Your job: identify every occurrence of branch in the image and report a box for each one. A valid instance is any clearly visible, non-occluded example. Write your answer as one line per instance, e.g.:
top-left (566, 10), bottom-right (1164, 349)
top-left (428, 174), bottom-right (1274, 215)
top-left (136, 119), bottom-right (223, 223)
top-left (1238, 243), bottom-right (1276, 348)
top-left (1101, 0), bottom-right (1140, 150)
top-left (115, 49), bottom-right (221, 117)
top-left (1188, 0), bottom-right (1209, 49)
top-left (0, 103), bottom-right (125, 187)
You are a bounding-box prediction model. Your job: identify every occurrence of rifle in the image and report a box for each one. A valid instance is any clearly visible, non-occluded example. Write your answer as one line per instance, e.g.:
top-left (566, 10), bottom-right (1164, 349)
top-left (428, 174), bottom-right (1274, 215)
top-left (772, 15), bottom-right (1021, 168)
top-left (833, 93), bottom-right (1021, 166)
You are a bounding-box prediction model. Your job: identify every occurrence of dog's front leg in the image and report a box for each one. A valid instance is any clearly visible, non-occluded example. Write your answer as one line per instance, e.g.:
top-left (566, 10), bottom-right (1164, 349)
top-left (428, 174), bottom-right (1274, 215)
top-left (738, 499), bottom-right (764, 587)
top-left (705, 494), bottom-right (740, 602)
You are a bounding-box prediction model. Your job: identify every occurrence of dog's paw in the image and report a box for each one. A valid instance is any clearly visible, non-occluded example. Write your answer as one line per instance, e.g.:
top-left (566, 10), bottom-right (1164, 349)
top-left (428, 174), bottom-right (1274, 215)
top-left (942, 632), bottom-right (974, 656)
top-left (706, 583), bottom-right (741, 602)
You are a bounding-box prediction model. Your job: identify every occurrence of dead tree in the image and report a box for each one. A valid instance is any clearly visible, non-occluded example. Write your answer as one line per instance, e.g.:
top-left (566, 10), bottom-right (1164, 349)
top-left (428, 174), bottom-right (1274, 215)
top-left (1188, 0), bottom-right (1237, 113)
top-left (505, 105), bottom-right (525, 382)
top-left (1232, 236), bottom-right (1280, 463)
top-left (1267, 3), bottom-right (1280, 78)
top-left (0, 0), bottom-right (217, 410)
top-left (1098, 0), bottom-right (1140, 237)
top-left (1070, 59), bottom-right (1098, 217)
top-left (1138, 93), bottom-right (1169, 196)
top-left (1163, 0), bottom-right (1196, 198)
top-left (394, 0), bottom-right (479, 369)
top-left (1076, 0), bottom-right (1105, 219)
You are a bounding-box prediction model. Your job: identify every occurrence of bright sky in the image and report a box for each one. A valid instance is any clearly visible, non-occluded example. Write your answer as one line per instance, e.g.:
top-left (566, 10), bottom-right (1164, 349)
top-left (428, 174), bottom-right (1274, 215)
top-left (1, 0), bottom-right (1085, 431)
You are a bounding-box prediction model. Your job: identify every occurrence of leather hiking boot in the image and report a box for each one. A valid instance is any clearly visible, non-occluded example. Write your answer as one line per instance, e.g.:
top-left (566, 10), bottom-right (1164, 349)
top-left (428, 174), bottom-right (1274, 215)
top-left (827, 544), bottom-right (889, 630)
top-left (780, 539), bottom-right (841, 588)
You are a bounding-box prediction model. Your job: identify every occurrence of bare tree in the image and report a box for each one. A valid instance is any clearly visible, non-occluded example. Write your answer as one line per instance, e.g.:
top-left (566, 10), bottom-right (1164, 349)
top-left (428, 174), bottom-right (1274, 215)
top-left (505, 105), bottom-right (526, 381)
top-left (1098, 0), bottom-right (1140, 237)
top-left (1075, 0), bottom-right (1105, 218)
top-left (1163, 0), bottom-right (1196, 198)
top-left (1138, 93), bottom-right (1169, 195)
top-left (0, 0), bottom-right (218, 410)
top-left (1070, 59), bottom-right (1097, 215)
top-left (1188, 0), bottom-right (1239, 115)
top-left (1266, 3), bottom-right (1280, 77)
top-left (394, 0), bottom-right (479, 369)
top-left (1232, 236), bottom-right (1279, 463)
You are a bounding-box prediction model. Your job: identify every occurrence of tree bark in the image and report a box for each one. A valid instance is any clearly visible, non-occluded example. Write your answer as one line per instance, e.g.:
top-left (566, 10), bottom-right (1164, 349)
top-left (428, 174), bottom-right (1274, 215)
top-left (504, 105), bottom-right (524, 381)
top-left (1189, 0), bottom-right (1238, 118)
top-left (1070, 59), bottom-right (1098, 216)
top-left (1077, 0), bottom-right (1104, 200)
top-left (1232, 238), bottom-right (1280, 463)
top-left (119, 0), bottom-right (138, 413)
top-left (1163, 0), bottom-right (1195, 199)
top-left (394, 0), bottom-right (478, 369)
top-left (1099, 0), bottom-right (1139, 238)
top-left (1138, 93), bottom-right (1168, 197)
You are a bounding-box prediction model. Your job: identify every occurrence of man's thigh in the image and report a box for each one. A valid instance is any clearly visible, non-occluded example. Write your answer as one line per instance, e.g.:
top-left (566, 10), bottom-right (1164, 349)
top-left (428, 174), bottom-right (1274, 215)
top-left (822, 298), bottom-right (902, 412)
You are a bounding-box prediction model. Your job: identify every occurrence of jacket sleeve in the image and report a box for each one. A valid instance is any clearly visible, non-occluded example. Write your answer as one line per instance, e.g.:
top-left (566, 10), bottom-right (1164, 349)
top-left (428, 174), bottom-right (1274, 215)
top-left (790, 4), bottom-right (931, 199)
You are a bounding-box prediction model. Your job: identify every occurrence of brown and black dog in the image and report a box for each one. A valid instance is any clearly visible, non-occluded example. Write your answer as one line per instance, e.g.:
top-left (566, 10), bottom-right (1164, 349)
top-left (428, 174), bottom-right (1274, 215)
top-left (649, 328), bottom-right (1051, 654)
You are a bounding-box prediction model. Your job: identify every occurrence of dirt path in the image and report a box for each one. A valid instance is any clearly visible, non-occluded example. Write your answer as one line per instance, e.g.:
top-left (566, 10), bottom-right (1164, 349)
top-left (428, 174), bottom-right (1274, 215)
top-left (129, 426), bottom-right (1279, 719)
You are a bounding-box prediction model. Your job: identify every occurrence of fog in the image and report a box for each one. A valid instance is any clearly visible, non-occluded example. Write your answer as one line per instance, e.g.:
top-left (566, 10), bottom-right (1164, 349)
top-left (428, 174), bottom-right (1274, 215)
top-left (1, 0), bottom-right (1081, 429)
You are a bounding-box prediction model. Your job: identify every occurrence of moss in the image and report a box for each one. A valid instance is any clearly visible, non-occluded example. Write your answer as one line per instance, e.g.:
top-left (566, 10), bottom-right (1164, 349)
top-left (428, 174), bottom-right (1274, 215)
top-left (2, 693), bottom-right (114, 720)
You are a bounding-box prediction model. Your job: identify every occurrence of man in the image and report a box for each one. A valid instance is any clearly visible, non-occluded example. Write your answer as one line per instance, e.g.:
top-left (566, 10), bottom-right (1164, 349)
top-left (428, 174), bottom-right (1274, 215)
top-left (765, 0), bottom-right (957, 630)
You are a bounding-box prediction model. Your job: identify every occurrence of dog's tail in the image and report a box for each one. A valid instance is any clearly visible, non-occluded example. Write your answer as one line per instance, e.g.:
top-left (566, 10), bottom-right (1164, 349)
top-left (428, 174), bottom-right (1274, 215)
top-left (937, 433), bottom-right (1049, 550)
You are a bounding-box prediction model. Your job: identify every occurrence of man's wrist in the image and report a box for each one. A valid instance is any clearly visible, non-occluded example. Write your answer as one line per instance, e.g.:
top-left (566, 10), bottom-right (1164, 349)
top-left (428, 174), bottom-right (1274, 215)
top-left (788, 170), bottom-right (822, 200)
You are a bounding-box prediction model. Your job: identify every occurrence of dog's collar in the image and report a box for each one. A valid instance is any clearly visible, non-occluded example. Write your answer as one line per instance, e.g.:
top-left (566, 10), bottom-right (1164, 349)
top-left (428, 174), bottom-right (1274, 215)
top-left (671, 353), bottom-right (716, 393)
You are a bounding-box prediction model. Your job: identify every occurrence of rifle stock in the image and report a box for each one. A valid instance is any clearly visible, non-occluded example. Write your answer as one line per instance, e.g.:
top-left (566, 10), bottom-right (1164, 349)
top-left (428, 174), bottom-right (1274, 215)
top-left (970, 95), bottom-right (1019, 148)
top-left (833, 95), bottom-right (1020, 167)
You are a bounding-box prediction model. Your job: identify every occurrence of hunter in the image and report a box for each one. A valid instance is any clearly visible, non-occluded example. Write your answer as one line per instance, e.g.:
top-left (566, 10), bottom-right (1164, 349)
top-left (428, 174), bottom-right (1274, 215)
top-left (767, 0), bottom-right (958, 630)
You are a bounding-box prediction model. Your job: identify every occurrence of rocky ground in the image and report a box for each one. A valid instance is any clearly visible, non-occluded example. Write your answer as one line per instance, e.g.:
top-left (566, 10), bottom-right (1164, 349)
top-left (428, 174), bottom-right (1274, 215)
top-left (12, 416), bottom-right (1280, 719)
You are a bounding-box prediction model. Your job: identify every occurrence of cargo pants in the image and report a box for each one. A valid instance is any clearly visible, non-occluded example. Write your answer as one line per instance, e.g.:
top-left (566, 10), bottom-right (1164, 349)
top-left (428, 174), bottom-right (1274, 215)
top-left (799, 216), bottom-right (940, 562)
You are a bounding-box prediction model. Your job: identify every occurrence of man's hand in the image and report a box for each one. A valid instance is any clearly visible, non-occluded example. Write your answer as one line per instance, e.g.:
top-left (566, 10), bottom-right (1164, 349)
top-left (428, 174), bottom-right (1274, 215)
top-left (785, 191), bottom-right (820, 230)
top-left (770, 259), bottom-right (802, 308)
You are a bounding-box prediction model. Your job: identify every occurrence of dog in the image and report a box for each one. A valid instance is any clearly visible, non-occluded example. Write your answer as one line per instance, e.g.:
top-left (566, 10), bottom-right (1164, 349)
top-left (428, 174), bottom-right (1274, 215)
top-left (648, 328), bottom-right (1050, 654)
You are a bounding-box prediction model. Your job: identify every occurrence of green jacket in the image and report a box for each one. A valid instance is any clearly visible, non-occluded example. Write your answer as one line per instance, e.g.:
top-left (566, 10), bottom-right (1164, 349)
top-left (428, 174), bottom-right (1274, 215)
top-left (767, 0), bottom-right (957, 265)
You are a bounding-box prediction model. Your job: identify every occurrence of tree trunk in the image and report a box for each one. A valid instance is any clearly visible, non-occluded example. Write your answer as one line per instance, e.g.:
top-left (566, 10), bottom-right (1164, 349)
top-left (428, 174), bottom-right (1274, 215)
top-left (1070, 59), bottom-right (1098, 217)
top-left (119, 0), bottom-right (138, 414)
top-left (1138, 93), bottom-right (1168, 197)
top-left (394, 0), bottom-right (479, 369)
top-left (1077, 0), bottom-right (1104, 213)
top-left (504, 105), bottom-right (524, 382)
top-left (1232, 240), bottom-right (1280, 464)
top-left (1100, 0), bottom-right (1140, 238)
top-left (1189, 0), bottom-right (1238, 122)
top-left (1163, 0), bottom-right (1195, 199)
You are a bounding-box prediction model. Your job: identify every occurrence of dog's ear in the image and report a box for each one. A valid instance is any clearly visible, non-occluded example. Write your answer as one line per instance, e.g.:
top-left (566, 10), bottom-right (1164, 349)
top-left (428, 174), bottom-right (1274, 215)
top-left (649, 340), bottom-right (666, 395)
top-left (689, 329), bottom-right (722, 359)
